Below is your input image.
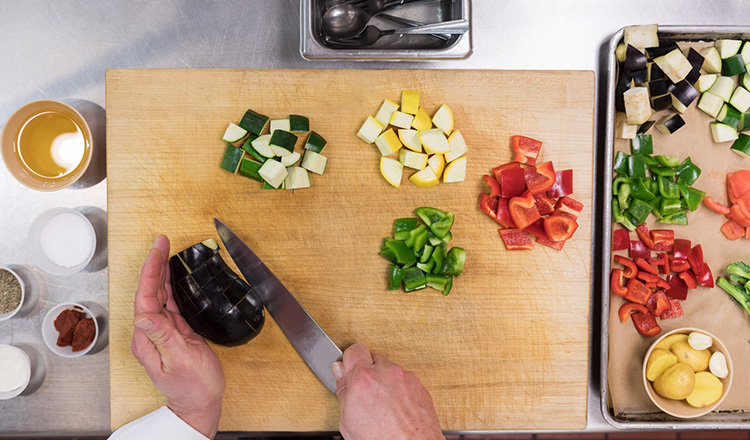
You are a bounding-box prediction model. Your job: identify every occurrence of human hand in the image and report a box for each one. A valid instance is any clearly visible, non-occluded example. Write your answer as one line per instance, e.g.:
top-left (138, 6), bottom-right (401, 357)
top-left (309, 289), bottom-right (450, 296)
top-left (331, 344), bottom-right (444, 440)
top-left (131, 235), bottom-right (225, 439)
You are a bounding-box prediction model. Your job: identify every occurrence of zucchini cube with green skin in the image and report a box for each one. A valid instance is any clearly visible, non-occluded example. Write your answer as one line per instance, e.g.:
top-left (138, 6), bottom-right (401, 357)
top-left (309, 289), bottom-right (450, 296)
top-left (222, 123), bottom-right (247, 143)
top-left (242, 135), bottom-right (267, 163)
top-left (729, 86), bottom-right (750, 113)
top-left (239, 109), bottom-right (269, 135)
top-left (220, 145), bottom-right (244, 173)
top-left (251, 134), bottom-right (275, 158)
top-left (270, 119), bottom-right (290, 134)
top-left (301, 150), bottom-right (327, 175)
top-left (289, 115), bottom-right (309, 132)
top-left (304, 131), bottom-right (327, 153)
top-left (238, 158), bottom-right (263, 182)
top-left (731, 133), bottom-right (750, 157)
top-left (258, 159), bottom-right (287, 189)
top-left (710, 121), bottom-right (739, 143)
top-left (284, 166), bottom-right (311, 189)
top-left (269, 130), bottom-right (298, 157)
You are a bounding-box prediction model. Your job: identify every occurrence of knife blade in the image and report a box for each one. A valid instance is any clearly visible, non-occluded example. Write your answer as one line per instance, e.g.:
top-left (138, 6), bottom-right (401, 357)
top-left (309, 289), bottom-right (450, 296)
top-left (214, 218), bottom-right (343, 394)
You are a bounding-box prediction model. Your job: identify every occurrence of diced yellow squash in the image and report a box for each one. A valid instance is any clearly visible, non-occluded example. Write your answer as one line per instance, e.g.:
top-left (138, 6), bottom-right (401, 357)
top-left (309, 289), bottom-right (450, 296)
top-left (374, 99), bottom-right (399, 127)
top-left (443, 156), bottom-right (466, 183)
top-left (432, 104), bottom-right (453, 135)
top-left (380, 157), bottom-right (403, 188)
top-left (419, 129), bottom-right (451, 154)
top-left (411, 107), bottom-right (432, 131)
top-left (390, 111), bottom-right (415, 129)
top-left (399, 149), bottom-right (428, 170)
top-left (374, 128), bottom-right (402, 156)
top-left (398, 129), bottom-right (422, 152)
top-left (445, 130), bottom-right (468, 162)
top-left (427, 154), bottom-right (445, 178)
top-left (357, 116), bottom-right (384, 144)
top-left (401, 90), bottom-right (419, 115)
top-left (409, 166), bottom-right (439, 188)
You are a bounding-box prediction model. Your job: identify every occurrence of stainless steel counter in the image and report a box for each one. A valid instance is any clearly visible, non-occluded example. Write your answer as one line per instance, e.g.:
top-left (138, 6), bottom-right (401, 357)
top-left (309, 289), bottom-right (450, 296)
top-left (0, 0), bottom-right (747, 436)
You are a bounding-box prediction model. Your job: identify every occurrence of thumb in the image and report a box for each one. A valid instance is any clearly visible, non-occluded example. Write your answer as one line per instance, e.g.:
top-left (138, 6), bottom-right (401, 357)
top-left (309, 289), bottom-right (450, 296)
top-left (331, 361), bottom-right (347, 400)
top-left (134, 312), bottom-right (188, 362)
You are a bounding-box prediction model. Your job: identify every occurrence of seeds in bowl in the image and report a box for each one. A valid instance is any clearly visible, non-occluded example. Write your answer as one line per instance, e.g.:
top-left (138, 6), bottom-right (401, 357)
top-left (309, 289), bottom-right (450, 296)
top-left (0, 269), bottom-right (22, 314)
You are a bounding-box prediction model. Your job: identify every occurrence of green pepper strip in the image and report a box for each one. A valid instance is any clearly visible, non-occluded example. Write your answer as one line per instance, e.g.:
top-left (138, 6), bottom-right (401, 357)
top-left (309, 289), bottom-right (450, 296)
top-left (613, 151), bottom-right (629, 175)
top-left (441, 276), bottom-right (453, 296)
top-left (630, 134), bottom-right (654, 155)
top-left (402, 267), bottom-right (427, 290)
top-left (387, 265), bottom-right (404, 290)
top-left (405, 225), bottom-right (427, 248)
top-left (417, 260), bottom-right (435, 273)
top-left (660, 210), bottom-right (688, 225)
top-left (658, 176), bottom-right (680, 200)
top-left (685, 187), bottom-right (706, 211)
top-left (642, 155), bottom-right (659, 167)
top-left (393, 218), bottom-right (418, 240)
top-left (650, 166), bottom-right (676, 177)
top-left (429, 212), bottom-right (455, 239)
top-left (612, 176), bottom-right (629, 195)
top-left (659, 198), bottom-right (682, 216)
top-left (431, 245), bottom-right (446, 273)
top-left (649, 178), bottom-right (659, 196)
top-left (675, 157), bottom-right (701, 186)
top-left (383, 239), bottom-right (416, 266)
top-left (627, 198), bottom-right (652, 225)
top-left (413, 230), bottom-right (429, 253)
top-left (651, 196), bottom-right (663, 219)
top-left (631, 179), bottom-right (656, 201)
top-left (628, 155), bottom-right (647, 179)
top-left (415, 207), bottom-right (448, 226)
top-left (425, 273), bottom-right (449, 291)
top-left (618, 183), bottom-right (631, 210)
top-left (420, 245), bottom-right (434, 263)
top-left (655, 155), bottom-right (680, 168)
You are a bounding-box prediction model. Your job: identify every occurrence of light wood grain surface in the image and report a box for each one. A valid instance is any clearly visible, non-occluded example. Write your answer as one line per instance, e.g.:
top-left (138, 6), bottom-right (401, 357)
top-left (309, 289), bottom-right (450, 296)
top-left (106, 69), bottom-right (595, 432)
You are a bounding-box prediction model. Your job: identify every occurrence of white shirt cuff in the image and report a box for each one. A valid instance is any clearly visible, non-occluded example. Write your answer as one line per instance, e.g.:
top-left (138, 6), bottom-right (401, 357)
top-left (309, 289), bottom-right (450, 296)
top-left (109, 406), bottom-right (210, 440)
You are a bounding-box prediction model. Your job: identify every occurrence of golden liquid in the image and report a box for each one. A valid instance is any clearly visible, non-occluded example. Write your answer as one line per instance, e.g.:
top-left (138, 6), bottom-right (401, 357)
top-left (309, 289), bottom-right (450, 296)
top-left (15, 110), bottom-right (86, 180)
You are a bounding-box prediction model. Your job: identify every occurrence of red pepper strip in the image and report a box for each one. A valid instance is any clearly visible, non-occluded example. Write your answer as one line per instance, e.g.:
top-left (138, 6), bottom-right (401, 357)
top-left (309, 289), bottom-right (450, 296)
top-left (650, 256), bottom-right (666, 267)
top-left (632, 312), bottom-right (662, 338)
top-left (625, 278), bottom-right (652, 305)
top-left (635, 258), bottom-right (659, 275)
top-left (645, 281), bottom-right (658, 290)
top-left (482, 175), bottom-right (501, 198)
top-left (509, 192), bottom-right (541, 230)
top-left (543, 214), bottom-right (579, 242)
top-left (547, 169), bottom-right (574, 199)
top-left (523, 161), bottom-right (556, 195)
top-left (498, 228), bottom-right (534, 250)
top-left (721, 218), bottom-right (746, 240)
top-left (660, 299), bottom-right (684, 320)
top-left (500, 166), bottom-right (527, 198)
top-left (495, 197), bottom-right (515, 229)
top-left (662, 253), bottom-right (671, 274)
top-left (524, 218), bottom-right (548, 239)
top-left (698, 263), bottom-right (714, 288)
top-left (554, 196), bottom-right (584, 219)
top-left (534, 193), bottom-right (556, 216)
top-left (656, 278), bottom-right (671, 290)
top-left (492, 162), bottom-right (521, 184)
top-left (679, 271), bottom-right (698, 289)
top-left (637, 271), bottom-right (661, 283)
top-left (480, 193), bottom-right (498, 219)
top-left (671, 259), bottom-right (690, 272)
top-left (612, 228), bottom-right (630, 251)
top-left (511, 135), bottom-right (543, 166)
top-left (647, 290), bottom-right (671, 316)
top-left (629, 240), bottom-right (651, 260)
top-left (611, 269), bottom-right (627, 297)
top-left (666, 275), bottom-right (688, 300)
top-left (614, 255), bottom-right (638, 279)
top-left (703, 196), bottom-right (730, 215)
top-left (672, 239), bottom-right (691, 262)
top-left (636, 224), bottom-right (655, 249)
top-left (618, 302), bottom-right (650, 323)
top-left (536, 237), bottom-right (565, 250)
top-left (650, 230), bottom-right (674, 252)
top-left (688, 245), bottom-right (704, 275)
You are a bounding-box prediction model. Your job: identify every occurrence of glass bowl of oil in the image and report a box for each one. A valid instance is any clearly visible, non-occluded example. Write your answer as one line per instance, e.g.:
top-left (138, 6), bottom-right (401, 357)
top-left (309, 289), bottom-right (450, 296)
top-left (1, 100), bottom-right (92, 191)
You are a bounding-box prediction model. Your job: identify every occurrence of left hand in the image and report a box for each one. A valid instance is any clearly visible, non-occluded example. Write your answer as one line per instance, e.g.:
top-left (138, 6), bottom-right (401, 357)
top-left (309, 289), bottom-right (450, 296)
top-left (131, 235), bottom-right (225, 439)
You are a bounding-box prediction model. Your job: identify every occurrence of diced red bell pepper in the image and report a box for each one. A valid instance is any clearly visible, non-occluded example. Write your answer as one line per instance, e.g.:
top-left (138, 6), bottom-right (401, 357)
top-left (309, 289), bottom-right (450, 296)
top-left (536, 237), bottom-right (565, 250)
top-left (672, 239), bottom-right (691, 263)
top-left (661, 252), bottom-right (671, 274)
top-left (635, 258), bottom-right (659, 275)
top-left (543, 214), bottom-right (579, 242)
top-left (492, 162), bottom-right (521, 182)
top-left (534, 193), bottom-right (556, 216)
top-left (495, 197), bottom-right (515, 229)
top-left (697, 263), bottom-right (714, 288)
top-left (523, 161), bottom-right (556, 195)
top-left (614, 255), bottom-right (638, 278)
top-left (660, 299), bottom-right (684, 320)
top-left (547, 169), bottom-right (574, 199)
top-left (625, 278), bottom-right (652, 305)
top-left (666, 275), bottom-right (688, 300)
top-left (635, 224), bottom-right (655, 249)
top-left (650, 230), bottom-right (674, 252)
top-left (629, 240), bottom-right (651, 260)
top-left (618, 302), bottom-right (650, 323)
top-left (721, 218), bottom-right (746, 240)
top-left (511, 135), bottom-right (543, 166)
top-left (679, 271), bottom-right (698, 289)
top-left (482, 175), bottom-right (501, 198)
top-left (703, 196), bottom-right (730, 215)
top-left (727, 170), bottom-right (750, 203)
top-left (671, 259), bottom-right (690, 272)
top-left (650, 255), bottom-right (665, 267)
top-left (613, 228), bottom-right (630, 251)
top-left (554, 196), bottom-right (584, 220)
top-left (632, 312), bottom-right (662, 338)
top-left (637, 271), bottom-right (660, 283)
top-left (646, 290), bottom-right (671, 316)
top-left (500, 166), bottom-right (527, 198)
top-left (687, 245), bottom-right (704, 275)
top-left (498, 228), bottom-right (533, 250)
top-left (611, 269), bottom-right (627, 297)
top-left (480, 193), bottom-right (499, 219)
top-left (509, 192), bottom-right (541, 230)
top-left (524, 218), bottom-right (548, 239)
top-left (645, 281), bottom-right (658, 290)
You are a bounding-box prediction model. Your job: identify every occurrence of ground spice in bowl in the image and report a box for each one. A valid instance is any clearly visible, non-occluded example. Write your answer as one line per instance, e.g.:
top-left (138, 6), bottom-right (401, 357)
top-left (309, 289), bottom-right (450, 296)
top-left (0, 269), bottom-right (22, 314)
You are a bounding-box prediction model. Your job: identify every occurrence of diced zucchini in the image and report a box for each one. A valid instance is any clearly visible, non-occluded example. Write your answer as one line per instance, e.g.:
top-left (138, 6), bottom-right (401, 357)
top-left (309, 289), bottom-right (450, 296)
top-left (743, 72), bottom-right (750, 91)
top-left (357, 116), bottom-right (384, 144)
top-left (655, 113), bottom-right (685, 135)
top-left (729, 86), bottom-right (750, 113)
top-left (241, 135), bottom-right (266, 163)
top-left (301, 150), bottom-right (328, 175)
top-left (708, 76), bottom-right (735, 102)
top-left (222, 123), bottom-right (247, 143)
top-left (710, 122), bottom-right (738, 143)
top-left (623, 24), bottom-right (658, 50)
top-left (696, 74), bottom-right (718, 93)
top-left (269, 130), bottom-right (298, 156)
top-left (399, 149), bottom-right (428, 170)
top-left (304, 131), bottom-right (327, 153)
top-left (740, 111), bottom-right (750, 132)
top-left (281, 151), bottom-right (301, 167)
top-left (623, 87), bottom-right (652, 124)
top-left (239, 109), bottom-right (269, 135)
top-left (289, 114), bottom-right (309, 132)
top-left (251, 134), bottom-right (275, 158)
top-left (722, 54), bottom-right (747, 76)
top-left (701, 47), bottom-right (722, 74)
top-left (615, 112), bottom-right (638, 139)
top-left (270, 119), bottom-right (291, 134)
top-left (716, 39), bottom-right (742, 59)
top-left (654, 49), bottom-right (693, 83)
top-left (220, 145), bottom-right (244, 173)
top-left (390, 111), bottom-right (415, 129)
top-left (731, 133), bottom-right (750, 157)
top-left (374, 99), bottom-right (399, 127)
top-left (284, 166), bottom-right (311, 189)
top-left (263, 181), bottom-right (284, 190)
top-left (238, 158), bottom-right (263, 182)
top-left (375, 128), bottom-right (402, 156)
top-left (615, 43), bottom-right (627, 63)
top-left (698, 92), bottom-right (725, 118)
top-left (717, 103), bottom-right (742, 128)
top-left (258, 159), bottom-right (287, 188)
top-left (741, 42), bottom-right (750, 66)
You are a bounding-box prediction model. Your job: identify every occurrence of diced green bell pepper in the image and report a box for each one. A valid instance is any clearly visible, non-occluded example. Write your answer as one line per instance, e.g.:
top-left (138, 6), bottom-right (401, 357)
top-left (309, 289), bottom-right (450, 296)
top-left (413, 229), bottom-right (429, 253)
top-left (405, 225), bottom-right (427, 248)
top-left (675, 157), bottom-right (701, 185)
top-left (425, 273), bottom-right (450, 291)
top-left (684, 187), bottom-right (706, 211)
top-left (415, 207), bottom-right (448, 226)
top-left (631, 179), bottom-right (656, 201)
top-left (387, 265), bottom-right (404, 290)
top-left (650, 166), bottom-right (676, 177)
top-left (618, 183), bottom-right (631, 210)
top-left (402, 267), bottom-right (427, 291)
top-left (655, 155), bottom-right (680, 168)
top-left (393, 218), bottom-right (419, 240)
top-left (429, 213), bottom-right (455, 239)
top-left (441, 276), bottom-right (453, 296)
top-left (651, 196), bottom-right (663, 219)
top-left (439, 247), bottom-right (466, 277)
top-left (660, 198), bottom-right (682, 215)
top-left (627, 198), bottom-right (652, 225)
top-left (417, 261), bottom-right (435, 273)
top-left (420, 245), bottom-right (434, 263)
top-left (426, 231), bottom-right (442, 246)
top-left (630, 134), bottom-right (654, 155)
top-left (612, 176), bottom-right (629, 195)
top-left (660, 210), bottom-right (688, 225)
top-left (658, 176), bottom-right (680, 199)
top-left (628, 155), bottom-right (647, 179)
top-left (642, 155), bottom-right (659, 167)
top-left (383, 238), bottom-right (417, 266)
top-left (613, 151), bottom-right (629, 175)
top-left (431, 244), bottom-right (446, 274)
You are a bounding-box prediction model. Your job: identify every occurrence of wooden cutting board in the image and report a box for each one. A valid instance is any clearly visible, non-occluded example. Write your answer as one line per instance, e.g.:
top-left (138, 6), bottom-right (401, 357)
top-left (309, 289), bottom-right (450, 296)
top-left (107, 69), bottom-right (594, 432)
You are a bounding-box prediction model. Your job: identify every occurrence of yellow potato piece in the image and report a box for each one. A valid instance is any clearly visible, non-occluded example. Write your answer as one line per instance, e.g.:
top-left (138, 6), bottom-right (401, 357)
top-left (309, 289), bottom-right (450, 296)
top-left (646, 348), bottom-right (678, 382)
top-left (653, 363), bottom-right (695, 400)
top-left (654, 333), bottom-right (688, 351)
top-left (686, 372), bottom-right (723, 408)
top-left (671, 340), bottom-right (710, 372)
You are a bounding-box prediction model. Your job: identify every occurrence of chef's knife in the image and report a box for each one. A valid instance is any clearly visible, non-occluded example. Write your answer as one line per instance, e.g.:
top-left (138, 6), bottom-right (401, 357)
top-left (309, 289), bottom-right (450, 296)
top-left (214, 218), bottom-right (342, 394)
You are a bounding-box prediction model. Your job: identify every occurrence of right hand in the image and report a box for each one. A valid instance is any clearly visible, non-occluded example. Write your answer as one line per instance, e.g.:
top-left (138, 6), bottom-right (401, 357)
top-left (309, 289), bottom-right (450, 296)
top-left (331, 343), bottom-right (444, 440)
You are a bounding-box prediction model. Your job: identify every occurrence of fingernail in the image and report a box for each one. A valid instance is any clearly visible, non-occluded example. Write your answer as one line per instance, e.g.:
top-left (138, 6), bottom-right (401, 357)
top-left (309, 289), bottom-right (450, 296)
top-left (331, 362), bottom-right (344, 381)
top-left (134, 317), bottom-right (154, 331)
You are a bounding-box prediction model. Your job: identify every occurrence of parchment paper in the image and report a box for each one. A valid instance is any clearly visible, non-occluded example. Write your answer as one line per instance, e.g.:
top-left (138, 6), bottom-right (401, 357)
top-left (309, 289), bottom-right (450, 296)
top-left (608, 42), bottom-right (750, 419)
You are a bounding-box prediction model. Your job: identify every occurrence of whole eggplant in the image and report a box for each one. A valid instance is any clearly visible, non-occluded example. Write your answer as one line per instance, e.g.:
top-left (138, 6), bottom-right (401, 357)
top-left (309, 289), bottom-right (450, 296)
top-left (169, 239), bottom-right (264, 346)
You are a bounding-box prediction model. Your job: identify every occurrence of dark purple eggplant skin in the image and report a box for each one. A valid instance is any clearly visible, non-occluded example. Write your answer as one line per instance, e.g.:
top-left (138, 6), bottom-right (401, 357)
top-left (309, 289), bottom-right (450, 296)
top-left (647, 62), bottom-right (665, 81)
top-left (647, 41), bottom-right (679, 59)
top-left (637, 120), bottom-right (655, 134)
top-left (624, 45), bottom-right (647, 73)
top-left (671, 80), bottom-right (699, 107)
top-left (169, 240), bottom-right (265, 347)
top-left (685, 67), bottom-right (701, 85)
top-left (660, 114), bottom-right (685, 134)
top-left (651, 94), bottom-right (672, 111)
top-left (648, 80), bottom-right (668, 97)
top-left (686, 48), bottom-right (705, 70)
top-left (615, 71), bottom-right (630, 112)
